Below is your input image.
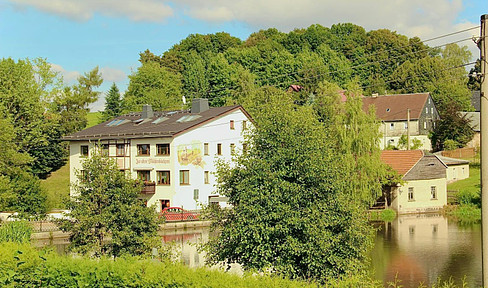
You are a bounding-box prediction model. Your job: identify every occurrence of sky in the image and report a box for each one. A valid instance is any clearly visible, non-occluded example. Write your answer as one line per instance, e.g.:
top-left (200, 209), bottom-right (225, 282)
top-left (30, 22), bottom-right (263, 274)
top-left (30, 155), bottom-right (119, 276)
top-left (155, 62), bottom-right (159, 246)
top-left (0, 0), bottom-right (487, 111)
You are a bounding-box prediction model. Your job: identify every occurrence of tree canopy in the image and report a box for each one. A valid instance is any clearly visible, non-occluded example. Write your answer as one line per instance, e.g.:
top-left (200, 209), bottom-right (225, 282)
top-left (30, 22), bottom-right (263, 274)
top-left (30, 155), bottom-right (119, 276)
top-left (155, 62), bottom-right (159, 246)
top-left (58, 148), bottom-right (159, 257)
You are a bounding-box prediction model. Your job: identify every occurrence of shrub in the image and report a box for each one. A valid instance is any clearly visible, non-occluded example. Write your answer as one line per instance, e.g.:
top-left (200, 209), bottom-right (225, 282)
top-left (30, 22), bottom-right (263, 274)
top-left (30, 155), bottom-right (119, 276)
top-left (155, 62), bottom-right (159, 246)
top-left (0, 221), bottom-right (32, 243)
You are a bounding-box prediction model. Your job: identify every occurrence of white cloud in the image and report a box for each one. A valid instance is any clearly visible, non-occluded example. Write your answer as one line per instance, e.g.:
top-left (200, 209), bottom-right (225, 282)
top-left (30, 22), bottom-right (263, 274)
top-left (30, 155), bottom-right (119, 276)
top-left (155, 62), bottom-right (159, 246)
top-left (99, 67), bottom-right (126, 82)
top-left (8, 0), bottom-right (173, 22)
top-left (49, 63), bottom-right (80, 84)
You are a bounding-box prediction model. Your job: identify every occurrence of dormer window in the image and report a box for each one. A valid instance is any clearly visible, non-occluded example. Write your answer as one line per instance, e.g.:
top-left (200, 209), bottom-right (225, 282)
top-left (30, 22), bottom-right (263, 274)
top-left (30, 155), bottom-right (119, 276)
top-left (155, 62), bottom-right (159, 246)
top-left (386, 108), bottom-right (390, 112)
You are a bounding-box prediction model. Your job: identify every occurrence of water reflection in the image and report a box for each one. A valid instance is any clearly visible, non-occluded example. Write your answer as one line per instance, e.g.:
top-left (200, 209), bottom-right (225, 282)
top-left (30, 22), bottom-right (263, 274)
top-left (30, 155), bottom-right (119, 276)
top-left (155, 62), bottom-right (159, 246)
top-left (372, 214), bottom-right (481, 288)
top-left (32, 214), bottom-right (481, 287)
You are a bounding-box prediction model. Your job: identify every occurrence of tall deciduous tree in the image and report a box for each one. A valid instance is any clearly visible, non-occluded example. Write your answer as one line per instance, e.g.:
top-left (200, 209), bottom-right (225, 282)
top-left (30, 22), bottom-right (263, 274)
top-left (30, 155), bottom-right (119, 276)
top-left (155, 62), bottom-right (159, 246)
top-left (123, 62), bottom-right (183, 112)
top-left (58, 149), bottom-right (159, 257)
top-left (204, 88), bottom-right (375, 283)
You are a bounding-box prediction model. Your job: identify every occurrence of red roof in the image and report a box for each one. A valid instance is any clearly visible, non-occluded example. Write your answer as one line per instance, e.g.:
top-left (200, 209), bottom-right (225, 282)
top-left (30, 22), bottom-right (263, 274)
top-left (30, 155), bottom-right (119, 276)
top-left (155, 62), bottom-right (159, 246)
top-left (362, 93), bottom-right (429, 121)
top-left (380, 150), bottom-right (424, 176)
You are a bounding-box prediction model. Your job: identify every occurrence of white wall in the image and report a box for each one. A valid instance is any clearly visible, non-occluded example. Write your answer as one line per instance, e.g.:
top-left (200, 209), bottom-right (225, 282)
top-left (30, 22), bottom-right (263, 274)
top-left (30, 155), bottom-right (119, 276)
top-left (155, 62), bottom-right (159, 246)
top-left (390, 178), bottom-right (447, 214)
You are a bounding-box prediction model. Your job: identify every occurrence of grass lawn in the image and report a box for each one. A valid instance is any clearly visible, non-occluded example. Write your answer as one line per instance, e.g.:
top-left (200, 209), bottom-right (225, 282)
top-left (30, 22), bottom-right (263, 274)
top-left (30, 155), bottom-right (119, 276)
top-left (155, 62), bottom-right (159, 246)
top-left (87, 111), bottom-right (102, 128)
top-left (447, 165), bottom-right (480, 195)
top-left (41, 162), bottom-right (70, 210)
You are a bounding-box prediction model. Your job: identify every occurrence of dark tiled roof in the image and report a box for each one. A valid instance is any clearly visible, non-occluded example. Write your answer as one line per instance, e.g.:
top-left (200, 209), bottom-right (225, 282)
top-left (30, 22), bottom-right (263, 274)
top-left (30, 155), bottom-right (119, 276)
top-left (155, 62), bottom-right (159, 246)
top-left (380, 150), bottom-right (424, 176)
top-left (362, 93), bottom-right (429, 121)
top-left (64, 105), bottom-right (246, 141)
top-left (471, 91), bottom-right (480, 112)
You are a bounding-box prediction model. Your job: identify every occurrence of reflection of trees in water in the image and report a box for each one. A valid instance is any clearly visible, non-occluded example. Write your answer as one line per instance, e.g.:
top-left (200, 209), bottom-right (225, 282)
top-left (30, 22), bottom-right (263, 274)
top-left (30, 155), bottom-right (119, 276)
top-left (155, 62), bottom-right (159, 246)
top-left (370, 221), bottom-right (401, 285)
top-left (438, 223), bottom-right (481, 287)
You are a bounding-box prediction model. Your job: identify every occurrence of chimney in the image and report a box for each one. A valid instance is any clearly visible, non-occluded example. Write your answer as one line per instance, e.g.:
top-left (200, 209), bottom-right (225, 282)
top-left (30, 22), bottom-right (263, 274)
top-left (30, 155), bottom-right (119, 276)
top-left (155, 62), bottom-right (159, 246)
top-left (142, 104), bottom-right (154, 119)
top-left (191, 98), bottom-right (209, 113)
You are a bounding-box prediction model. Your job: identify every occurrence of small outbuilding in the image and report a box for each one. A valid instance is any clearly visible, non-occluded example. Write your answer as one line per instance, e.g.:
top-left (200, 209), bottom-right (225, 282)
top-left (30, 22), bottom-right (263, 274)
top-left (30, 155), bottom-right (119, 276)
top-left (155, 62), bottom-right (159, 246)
top-left (435, 155), bottom-right (469, 183)
top-left (381, 150), bottom-right (448, 214)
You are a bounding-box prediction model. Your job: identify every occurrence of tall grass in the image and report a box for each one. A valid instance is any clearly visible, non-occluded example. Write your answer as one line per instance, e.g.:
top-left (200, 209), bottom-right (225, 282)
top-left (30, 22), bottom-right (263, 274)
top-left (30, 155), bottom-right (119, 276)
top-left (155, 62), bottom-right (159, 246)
top-left (0, 221), bottom-right (32, 243)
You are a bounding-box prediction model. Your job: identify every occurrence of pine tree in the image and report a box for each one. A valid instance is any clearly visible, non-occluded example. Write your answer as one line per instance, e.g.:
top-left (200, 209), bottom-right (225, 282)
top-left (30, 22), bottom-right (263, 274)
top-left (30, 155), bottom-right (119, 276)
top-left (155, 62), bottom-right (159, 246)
top-left (102, 83), bottom-right (122, 122)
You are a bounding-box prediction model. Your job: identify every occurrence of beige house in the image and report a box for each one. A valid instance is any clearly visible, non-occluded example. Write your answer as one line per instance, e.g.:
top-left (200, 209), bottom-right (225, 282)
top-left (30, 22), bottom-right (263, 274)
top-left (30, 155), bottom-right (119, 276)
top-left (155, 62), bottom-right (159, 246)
top-left (363, 93), bottom-right (439, 150)
top-left (436, 155), bottom-right (470, 183)
top-left (381, 150), bottom-right (447, 214)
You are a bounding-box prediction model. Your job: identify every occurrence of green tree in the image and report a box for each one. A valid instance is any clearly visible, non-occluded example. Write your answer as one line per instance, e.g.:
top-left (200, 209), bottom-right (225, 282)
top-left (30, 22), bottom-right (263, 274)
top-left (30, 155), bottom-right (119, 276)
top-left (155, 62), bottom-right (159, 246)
top-left (58, 148), bottom-right (159, 257)
top-left (123, 61), bottom-right (183, 112)
top-left (467, 59), bottom-right (481, 91)
top-left (102, 83), bottom-right (122, 122)
top-left (204, 88), bottom-right (374, 283)
top-left (52, 67), bottom-right (103, 135)
top-left (430, 104), bottom-right (474, 151)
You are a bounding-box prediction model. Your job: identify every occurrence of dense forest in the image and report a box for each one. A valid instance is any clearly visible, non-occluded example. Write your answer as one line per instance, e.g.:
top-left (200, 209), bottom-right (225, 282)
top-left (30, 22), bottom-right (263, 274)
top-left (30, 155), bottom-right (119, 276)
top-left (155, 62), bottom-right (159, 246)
top-left (120, 23), bottom-right (475, 115)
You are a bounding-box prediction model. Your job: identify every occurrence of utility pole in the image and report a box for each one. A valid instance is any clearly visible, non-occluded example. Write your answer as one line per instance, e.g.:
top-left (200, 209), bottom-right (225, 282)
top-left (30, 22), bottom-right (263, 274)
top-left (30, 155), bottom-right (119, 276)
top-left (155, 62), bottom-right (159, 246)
top-left (481, 14), bottom-right (488, 287)
top-left (407, 109), bottom-right (411, 150)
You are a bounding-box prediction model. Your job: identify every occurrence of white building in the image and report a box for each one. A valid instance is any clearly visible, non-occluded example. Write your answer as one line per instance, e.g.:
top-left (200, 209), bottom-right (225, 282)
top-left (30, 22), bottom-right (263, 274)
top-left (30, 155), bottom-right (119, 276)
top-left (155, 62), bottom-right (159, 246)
top-left (64, 99), bottom-right (252, 212)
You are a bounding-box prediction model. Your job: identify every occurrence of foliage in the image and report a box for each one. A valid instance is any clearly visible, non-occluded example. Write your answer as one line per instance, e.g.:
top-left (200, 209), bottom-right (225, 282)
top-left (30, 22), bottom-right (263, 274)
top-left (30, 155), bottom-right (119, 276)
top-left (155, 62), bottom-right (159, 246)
top-left (101, 83), bottom-right (122, 122)
top-left (369, 209), bottom-right (397, 222)
top-left (204, 89), bottom-right (376, 284)
top-left (447, 204), bottom-right (481, 223)
top-left (447, 166), bottom-right (480, 207)
top-left (0, 221), bottom-right (32, 243)
top-left (430, 103), bottom-right (474, 152)
top-left (397, 134), bottom-right (423, 150)
top-left (467, 59), bottom-right (481, 91)
top-left (0, 242), bottom-right (318, 288)
top-left (57, 148), bottom-right (159, 258)
top-left (123, 61), bottom-right (183, 112)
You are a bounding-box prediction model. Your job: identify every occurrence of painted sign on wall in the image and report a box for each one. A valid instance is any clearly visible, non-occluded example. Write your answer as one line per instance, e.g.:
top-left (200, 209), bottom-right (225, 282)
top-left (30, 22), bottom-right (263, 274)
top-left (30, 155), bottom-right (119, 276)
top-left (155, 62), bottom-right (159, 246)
top-left (177, 141), bottom-right (204, 167)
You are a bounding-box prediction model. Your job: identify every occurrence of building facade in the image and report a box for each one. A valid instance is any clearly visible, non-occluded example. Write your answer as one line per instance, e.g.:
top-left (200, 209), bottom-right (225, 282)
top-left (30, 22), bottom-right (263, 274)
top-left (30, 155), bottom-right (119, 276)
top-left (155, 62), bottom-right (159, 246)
top-left (363, 93), bottom-right (440, 150)
top-left (65, 99), bottom-right (251, 212)
top-left (381, 150), bottom-right (448, 214)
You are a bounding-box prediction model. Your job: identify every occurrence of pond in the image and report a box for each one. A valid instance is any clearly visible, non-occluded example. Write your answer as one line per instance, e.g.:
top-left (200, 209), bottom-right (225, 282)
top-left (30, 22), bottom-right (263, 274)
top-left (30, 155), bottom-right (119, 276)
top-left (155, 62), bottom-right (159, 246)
top-left (34, 214), bottom-right (481, 287)
top-left (159, 214), bottom-right (482, 287)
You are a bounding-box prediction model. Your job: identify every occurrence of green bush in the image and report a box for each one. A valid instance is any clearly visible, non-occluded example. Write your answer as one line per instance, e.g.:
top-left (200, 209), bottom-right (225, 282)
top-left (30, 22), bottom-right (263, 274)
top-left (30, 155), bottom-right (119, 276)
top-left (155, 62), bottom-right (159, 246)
top-left (369, 209), bottom-right (396, 222)
top-left (451, 204), bottom-right (481, 223)
top-left (0, 221), bottom-right (32, 243)
top-left (0, 242), bottom-right (317, 288)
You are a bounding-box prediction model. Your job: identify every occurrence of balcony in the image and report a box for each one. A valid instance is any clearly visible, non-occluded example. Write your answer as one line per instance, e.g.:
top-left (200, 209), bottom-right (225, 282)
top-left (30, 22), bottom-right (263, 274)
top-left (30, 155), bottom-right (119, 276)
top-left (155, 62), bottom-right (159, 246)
top-left (140, 181), bottom-right (156, 194)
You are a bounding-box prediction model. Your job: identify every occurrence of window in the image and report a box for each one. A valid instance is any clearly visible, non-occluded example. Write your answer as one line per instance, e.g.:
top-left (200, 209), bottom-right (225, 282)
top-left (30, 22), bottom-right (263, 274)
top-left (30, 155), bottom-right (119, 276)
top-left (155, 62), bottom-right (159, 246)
top-left (137, 170), bottom-right (151, 182)
top-left (230, 143), bottom-right (235, 154)
top-left (116, 144), bottom-right (125, 156)
top-left (137, 144), bottom-right (150, 156)
top-left (425, 107), bottom-right (428, 113)
top-left (204, 143), bottom-right (209, 155)
top-left (389, 123), bottom-right (394, 130)
top-left (424, 122), bottom-right (427, 129)
top-left (431, 107), bottom-right (434, 114)
top-left (217, 143), bottom-right (222, 155)
top-left (431, 186), bottom-right (437, 199)
top-left (157, 171), bottom-right (170, 185)
top-left (242, 120), bottom-right (247, 131)
top-left (157, 144), bottom-right (170, 156)
top-left (204, 171), bottom-right (210, 184)
top-left (179, 170), bottom-right (190, 185)
top-left (230, 120), bottom-right (235, 130)
top-left (101, 144), bottom-right (109, 156)
top-left (80, 145), bottom-right (88, 157)
top-left (408, 187), bottom-right (414, 201)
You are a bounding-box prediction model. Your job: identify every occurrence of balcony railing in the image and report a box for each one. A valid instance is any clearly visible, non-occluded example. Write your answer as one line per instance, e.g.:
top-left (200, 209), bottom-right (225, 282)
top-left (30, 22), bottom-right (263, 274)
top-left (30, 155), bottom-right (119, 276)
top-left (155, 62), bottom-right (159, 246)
top-left (140, 181), bottom-right (156, 194)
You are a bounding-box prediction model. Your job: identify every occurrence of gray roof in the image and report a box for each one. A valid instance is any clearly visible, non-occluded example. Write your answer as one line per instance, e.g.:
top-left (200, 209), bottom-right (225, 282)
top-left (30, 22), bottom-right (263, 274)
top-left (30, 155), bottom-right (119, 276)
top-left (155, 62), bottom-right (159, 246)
top-left (460, 111), bottom-right (480, 132)
top-left (64, 105), bottom-right (248, 141)
top-left (436, 155), bottom-right (470, 166)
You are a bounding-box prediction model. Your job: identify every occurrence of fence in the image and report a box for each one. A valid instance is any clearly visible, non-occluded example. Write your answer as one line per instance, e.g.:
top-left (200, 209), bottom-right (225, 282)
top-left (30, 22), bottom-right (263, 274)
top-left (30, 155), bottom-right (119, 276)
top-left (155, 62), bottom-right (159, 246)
top-left (441, 147), bottom-right (477, 159)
